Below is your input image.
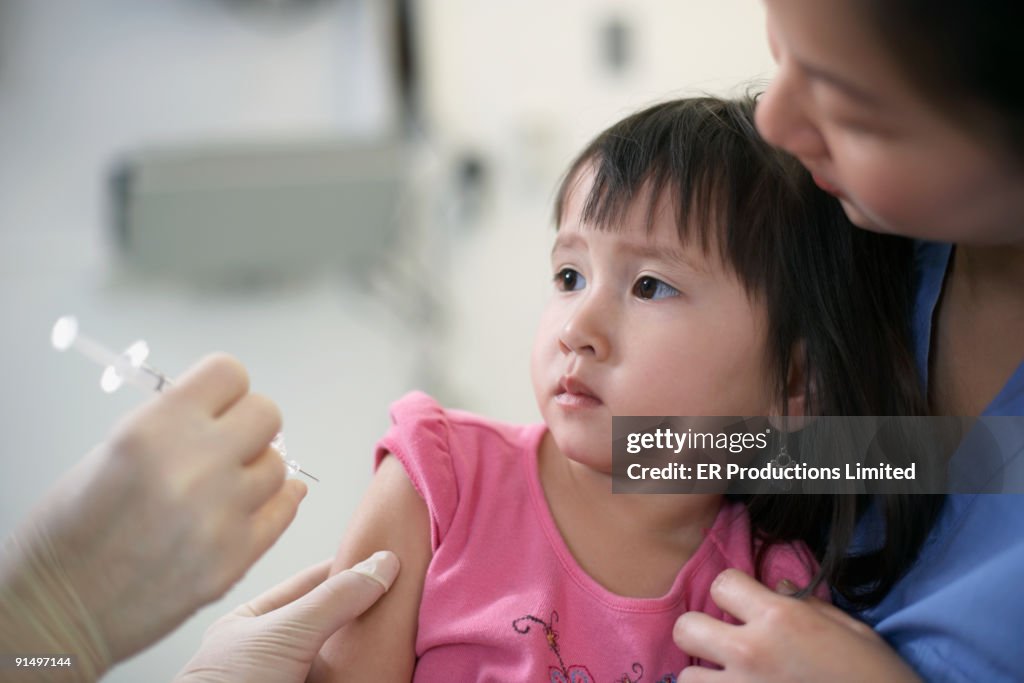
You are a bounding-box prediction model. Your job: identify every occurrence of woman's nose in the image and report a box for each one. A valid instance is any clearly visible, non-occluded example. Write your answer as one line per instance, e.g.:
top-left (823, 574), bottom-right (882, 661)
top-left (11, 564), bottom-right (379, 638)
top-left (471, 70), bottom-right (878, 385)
top-left (755, 67), bottom-right (829, 164)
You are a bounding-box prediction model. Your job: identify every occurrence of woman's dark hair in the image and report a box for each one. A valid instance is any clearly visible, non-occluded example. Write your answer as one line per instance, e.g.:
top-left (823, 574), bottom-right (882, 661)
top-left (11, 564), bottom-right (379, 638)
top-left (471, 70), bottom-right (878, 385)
top-left (859, 0), bottom-right (1024, 161)
top-left (554, 96), bottom-right (943, 608)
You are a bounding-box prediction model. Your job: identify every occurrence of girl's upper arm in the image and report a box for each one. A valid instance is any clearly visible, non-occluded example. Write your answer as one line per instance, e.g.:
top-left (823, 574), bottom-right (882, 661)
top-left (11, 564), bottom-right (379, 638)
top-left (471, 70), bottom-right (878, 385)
top-left (307, 453), bottom-right (433, 683)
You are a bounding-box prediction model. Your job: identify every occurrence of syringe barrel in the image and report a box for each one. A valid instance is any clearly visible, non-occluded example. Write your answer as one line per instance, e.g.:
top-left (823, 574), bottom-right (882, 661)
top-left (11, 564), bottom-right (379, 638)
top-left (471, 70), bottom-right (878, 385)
top-left (129, 365), bottom-right (174, 393)
top-left (71, 334), bottom-right (122, 369)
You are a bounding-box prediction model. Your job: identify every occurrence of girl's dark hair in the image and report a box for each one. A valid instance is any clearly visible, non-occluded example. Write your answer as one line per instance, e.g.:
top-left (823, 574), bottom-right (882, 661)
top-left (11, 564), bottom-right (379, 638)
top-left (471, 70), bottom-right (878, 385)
top-left (860, 0), bottom-right (1024, 161)
top-left (554, 97), bottom-right (943, 608)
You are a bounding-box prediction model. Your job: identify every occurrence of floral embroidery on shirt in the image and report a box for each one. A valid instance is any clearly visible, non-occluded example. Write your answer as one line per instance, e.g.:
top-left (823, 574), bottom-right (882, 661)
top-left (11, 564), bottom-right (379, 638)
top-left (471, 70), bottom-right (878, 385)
top-left (512, 611), bottom-right (677, 683)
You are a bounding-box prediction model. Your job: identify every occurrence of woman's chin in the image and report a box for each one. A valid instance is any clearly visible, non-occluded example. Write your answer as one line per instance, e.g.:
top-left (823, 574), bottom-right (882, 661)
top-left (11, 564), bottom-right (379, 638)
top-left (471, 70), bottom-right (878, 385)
top-left (838, 197), bottom-right (899, 236)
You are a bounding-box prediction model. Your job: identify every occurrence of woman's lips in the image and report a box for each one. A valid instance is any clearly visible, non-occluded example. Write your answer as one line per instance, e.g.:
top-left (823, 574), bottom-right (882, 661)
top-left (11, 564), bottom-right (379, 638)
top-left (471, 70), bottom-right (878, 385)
top-left (556, 376), bottom-right (603, 408)
top-left (812, 173), bottom-right (844, 198)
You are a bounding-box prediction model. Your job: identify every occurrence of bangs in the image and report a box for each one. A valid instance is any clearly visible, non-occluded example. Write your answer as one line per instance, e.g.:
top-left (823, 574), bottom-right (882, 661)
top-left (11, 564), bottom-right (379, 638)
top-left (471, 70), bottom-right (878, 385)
top-left (557, 155), bottom-right (727, 260)
top-left (554, 97), bottom-right (806, 299)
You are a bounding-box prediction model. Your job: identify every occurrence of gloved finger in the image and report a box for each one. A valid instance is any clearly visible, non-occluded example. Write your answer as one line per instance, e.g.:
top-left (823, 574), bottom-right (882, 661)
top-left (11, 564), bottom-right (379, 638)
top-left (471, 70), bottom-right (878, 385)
top-left (245, 479), bottom-right (307, 565)
top-left (238, 446), bottom-right (288, 512)
top-left (219, 393), bottom-right (283, 465)
top-left (243, 558), bottom-right (333, 617)
top-left (277, 551), bottom-right (400, 635)
top-left (168, 353), bottom-right (250, 417)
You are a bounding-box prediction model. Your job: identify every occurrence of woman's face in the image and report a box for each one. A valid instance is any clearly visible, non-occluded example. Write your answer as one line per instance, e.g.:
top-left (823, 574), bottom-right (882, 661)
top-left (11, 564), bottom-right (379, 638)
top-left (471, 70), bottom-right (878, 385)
top-left (756, 0), bottom-right (1024, 246)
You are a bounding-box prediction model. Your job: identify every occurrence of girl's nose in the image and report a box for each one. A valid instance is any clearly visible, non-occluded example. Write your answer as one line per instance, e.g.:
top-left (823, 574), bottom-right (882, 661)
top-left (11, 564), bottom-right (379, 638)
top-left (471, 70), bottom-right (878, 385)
top-left (558, 291), bottom-right (611, 362)
top-left (755, 67), bottom-right (829, 164)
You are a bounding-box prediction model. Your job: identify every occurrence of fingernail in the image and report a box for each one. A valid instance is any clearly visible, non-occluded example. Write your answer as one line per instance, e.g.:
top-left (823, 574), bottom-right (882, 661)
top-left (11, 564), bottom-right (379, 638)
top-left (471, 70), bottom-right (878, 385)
top-left (346, 551), bottom-right (399, 591)
top-left (776, 579), bottom-right (798, 595)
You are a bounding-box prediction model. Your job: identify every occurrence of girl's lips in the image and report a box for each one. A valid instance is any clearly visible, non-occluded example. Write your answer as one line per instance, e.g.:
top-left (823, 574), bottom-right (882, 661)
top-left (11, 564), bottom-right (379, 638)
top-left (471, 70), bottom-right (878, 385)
top-left (556, 376), bottom-right (603, 408)
top-left (555, 391), bottom-right (603, 409)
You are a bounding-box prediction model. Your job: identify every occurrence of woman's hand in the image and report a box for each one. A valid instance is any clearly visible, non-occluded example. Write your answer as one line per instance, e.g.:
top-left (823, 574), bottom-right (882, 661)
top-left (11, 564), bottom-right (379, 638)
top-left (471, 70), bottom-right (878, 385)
top-left (673, 569), bottom-right (921, 682)
top-left (0, 354), bottom-right (305, 678)
top-left (174, 552), bottom-right (399, 683)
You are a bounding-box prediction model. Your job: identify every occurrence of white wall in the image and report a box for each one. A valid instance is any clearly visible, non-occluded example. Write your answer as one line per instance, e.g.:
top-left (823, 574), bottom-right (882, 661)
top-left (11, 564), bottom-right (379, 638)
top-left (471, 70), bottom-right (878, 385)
top-left (0, 2), bottom-right (409, 681)
top-left (0, 1), bottom-right (774, 679)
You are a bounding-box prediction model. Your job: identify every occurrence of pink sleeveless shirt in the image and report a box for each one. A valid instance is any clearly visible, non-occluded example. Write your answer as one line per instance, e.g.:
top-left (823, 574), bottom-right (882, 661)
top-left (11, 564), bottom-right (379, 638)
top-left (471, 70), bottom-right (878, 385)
top-left (375, 392), bottom-right (822, 682)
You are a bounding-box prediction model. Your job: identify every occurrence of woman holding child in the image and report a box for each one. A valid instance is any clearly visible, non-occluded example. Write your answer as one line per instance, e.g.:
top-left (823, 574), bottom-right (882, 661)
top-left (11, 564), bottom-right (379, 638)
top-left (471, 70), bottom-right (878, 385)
top-left (673, 1), bottom-right (1023, 681)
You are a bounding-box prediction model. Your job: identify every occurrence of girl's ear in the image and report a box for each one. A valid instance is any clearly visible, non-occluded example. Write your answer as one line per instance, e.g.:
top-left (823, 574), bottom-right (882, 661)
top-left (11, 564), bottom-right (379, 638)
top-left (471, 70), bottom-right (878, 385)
top-left (771, 341), bottom-right (815, 431)
top-left (786, 339), bottom-right (810, 417)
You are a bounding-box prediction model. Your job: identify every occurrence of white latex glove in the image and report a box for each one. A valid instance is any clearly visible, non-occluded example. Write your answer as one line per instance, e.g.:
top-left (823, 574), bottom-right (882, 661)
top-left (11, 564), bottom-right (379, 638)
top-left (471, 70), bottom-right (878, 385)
top-left (0, 354), bottom-right (305, 680)
top-left (174, 552), bottom-right (400, 683)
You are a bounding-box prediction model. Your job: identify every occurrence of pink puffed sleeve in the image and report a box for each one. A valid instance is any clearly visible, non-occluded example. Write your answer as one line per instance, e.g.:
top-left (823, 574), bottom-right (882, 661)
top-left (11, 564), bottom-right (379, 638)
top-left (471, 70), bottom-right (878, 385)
top-left (704, 502), bottom-right (831, 606)
top-left (374, 391), bottom-right (459, 551)
top-left (759, 539), bottom-right (831, 601)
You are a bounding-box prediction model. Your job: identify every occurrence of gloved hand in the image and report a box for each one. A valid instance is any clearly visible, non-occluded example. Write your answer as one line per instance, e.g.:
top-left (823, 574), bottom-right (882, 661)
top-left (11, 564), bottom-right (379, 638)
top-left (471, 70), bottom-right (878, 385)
top-left (174, 552), bottom-right (400, 683)
top-left (0, 354), bottom-right (305, 681)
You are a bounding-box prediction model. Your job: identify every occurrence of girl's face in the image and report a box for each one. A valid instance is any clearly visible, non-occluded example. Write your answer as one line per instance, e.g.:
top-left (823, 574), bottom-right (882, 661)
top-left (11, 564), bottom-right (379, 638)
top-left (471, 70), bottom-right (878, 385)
top-left (756, 0), bottom-right (1024, 245)
top-left (531, 172), bottom-right (777, 472)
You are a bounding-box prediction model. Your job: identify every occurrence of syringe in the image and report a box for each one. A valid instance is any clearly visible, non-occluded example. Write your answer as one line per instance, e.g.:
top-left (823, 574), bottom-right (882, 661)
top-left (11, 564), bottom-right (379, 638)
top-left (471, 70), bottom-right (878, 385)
top-left (51, 315), bottom-right (318, 482)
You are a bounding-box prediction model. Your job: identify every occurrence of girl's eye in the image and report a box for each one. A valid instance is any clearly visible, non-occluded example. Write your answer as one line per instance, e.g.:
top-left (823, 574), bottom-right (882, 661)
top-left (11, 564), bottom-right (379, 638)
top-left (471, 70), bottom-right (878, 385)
top-left (633, 276), bottom-right (679, 300)
top-left (554, 268), bottom-right (586, 292)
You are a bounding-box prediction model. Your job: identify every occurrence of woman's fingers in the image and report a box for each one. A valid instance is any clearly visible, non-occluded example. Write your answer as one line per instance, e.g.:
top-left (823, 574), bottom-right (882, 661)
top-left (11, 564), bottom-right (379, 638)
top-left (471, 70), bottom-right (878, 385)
top-left (708, 568), bottom-right (781, 623)
top-left (803, 594), bottom-right (877, 638)
top-left (775, 578), bottom-right (876, 637)
top-left (672, 610), bottom-right (736, 667)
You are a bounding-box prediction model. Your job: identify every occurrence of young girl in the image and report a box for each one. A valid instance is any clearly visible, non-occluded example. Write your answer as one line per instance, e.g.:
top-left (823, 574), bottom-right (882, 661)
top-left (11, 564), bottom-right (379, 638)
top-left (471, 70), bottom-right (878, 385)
top-left (308, 97), bottom-right (931, 681)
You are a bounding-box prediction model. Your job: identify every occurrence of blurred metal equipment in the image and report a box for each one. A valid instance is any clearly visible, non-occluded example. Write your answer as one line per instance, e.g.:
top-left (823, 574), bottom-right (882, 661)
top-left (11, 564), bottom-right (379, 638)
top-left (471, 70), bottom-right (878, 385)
top-left (216, 0), bottom-right (340, 29)
top-left (110, 138), bottom-right (406, 285)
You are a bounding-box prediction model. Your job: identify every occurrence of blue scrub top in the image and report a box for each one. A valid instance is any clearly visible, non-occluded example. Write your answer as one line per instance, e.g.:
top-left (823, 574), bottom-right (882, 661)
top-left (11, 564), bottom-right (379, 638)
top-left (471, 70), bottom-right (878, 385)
top-left (853, 242), bottom-right (1024, 682)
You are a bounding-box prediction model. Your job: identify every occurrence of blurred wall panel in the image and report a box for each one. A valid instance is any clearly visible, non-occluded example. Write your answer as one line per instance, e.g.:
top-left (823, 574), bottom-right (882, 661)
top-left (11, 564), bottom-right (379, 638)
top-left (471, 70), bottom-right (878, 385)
top-left (0, 2), bottom-right (407, 681)
top-left (0, 0), bottom-right (397, 251)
